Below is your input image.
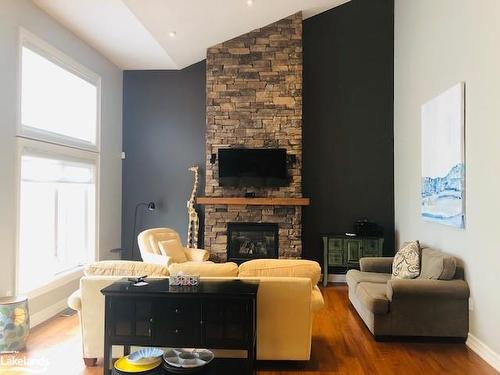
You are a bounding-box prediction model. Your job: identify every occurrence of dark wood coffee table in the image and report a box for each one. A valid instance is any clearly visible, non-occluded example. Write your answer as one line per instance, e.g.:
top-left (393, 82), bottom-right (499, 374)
top-left (101, 279), bottom-right (259, 375)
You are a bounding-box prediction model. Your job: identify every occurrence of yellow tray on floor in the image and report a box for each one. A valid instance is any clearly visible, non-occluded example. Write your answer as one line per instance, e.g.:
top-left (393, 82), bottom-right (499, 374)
top-left (114, 357), bottom-right (162, 373)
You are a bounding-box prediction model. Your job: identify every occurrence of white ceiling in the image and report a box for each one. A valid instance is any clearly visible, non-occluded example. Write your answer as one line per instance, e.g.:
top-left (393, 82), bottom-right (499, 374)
top-left (33, 0), bottom-right (350, 70)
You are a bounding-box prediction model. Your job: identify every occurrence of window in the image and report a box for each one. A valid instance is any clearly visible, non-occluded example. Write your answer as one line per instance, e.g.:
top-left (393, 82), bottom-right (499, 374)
top-left (18, 147), bottom-right (97, 293)
top-left (19, 29), bottom-right (100, 150)
top-left (17, 30), bottom-right (100, 295)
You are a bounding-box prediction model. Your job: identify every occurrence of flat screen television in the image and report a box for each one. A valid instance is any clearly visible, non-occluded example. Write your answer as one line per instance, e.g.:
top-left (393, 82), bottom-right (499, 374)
top-left (218, 148), bottom-right (288, 187)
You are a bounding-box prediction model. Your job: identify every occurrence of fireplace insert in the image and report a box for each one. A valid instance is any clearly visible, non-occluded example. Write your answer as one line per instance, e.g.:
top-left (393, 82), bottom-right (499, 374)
top-left (227, 223), bottom-right (279, 264)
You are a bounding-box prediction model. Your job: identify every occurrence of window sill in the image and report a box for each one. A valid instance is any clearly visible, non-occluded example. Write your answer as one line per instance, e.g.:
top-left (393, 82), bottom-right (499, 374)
top-left (22, 266), bottom-right (86, 300)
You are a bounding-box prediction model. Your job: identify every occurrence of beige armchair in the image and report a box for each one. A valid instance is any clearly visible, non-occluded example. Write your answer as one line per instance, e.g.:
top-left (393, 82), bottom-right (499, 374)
top-left (137, 228), bottom-right (210, 266)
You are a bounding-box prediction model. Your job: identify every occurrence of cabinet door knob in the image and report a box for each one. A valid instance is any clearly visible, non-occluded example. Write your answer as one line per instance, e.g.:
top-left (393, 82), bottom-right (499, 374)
top-left (175, 308), bottom-right (181, 314)
top-left (174, 329), bottom-right (180, 334)
top-left (149, 317), bottom-right (154, 323)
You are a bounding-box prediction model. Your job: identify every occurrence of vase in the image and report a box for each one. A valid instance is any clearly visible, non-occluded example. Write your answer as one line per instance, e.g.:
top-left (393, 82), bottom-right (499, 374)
top-left (0, 296), bottom-right (30, 353)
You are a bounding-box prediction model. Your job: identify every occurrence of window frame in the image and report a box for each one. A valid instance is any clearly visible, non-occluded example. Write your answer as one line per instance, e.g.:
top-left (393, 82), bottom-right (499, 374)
top-left (15, 28), bottom-right (102, 298)
top-left (17, 28), bottom-right (102, 152)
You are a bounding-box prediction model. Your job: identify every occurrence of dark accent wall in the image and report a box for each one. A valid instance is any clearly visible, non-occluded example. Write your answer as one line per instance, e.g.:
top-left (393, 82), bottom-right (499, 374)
top-left (302, 0), bottom-right (395, 264)
top-left (122, 62), bottom-right (206, 260)
top-left (122, 0), bottom-right (395, 264)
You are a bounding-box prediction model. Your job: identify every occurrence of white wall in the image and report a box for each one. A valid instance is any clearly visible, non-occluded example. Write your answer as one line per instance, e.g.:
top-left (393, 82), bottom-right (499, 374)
top-left (0, 0), bottom-right (122, 314)
top-left (394, 0), bottom-right (500, 363)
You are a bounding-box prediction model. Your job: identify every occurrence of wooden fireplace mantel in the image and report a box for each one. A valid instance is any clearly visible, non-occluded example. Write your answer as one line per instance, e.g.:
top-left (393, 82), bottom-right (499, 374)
top-left (196, 197), bottom-right (310, 206)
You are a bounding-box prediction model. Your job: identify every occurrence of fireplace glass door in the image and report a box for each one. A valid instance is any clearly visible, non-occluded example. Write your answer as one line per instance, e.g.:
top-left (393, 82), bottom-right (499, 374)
top-left (227, 223), bottom-right (278, 263)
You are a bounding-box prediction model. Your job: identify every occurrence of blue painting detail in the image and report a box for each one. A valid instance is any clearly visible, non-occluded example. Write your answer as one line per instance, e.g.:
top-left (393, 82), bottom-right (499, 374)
top-left (421, 163), bottom-right (464, 228)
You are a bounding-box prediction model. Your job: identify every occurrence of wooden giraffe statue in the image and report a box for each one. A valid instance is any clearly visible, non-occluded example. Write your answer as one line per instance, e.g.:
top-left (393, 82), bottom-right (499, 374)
top-left (187, 165), bottom-right (200, 248)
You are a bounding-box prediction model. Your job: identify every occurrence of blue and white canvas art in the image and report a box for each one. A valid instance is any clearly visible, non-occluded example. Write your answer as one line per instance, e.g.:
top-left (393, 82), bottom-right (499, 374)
top-left (421, 82), bottom-right (465, 228)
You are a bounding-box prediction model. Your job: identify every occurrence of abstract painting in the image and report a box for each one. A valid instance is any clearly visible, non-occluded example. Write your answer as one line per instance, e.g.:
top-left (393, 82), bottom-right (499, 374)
top-left (421, 82), bottom-right (465, 228)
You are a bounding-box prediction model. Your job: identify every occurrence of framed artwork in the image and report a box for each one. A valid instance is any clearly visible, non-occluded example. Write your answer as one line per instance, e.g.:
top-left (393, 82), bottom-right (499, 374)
top-left (421, 82), bottom-right (465, 228)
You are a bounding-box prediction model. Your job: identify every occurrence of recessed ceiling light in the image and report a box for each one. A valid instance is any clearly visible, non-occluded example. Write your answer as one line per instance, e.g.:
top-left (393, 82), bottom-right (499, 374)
top-left (247, 0), bottom-right (254, 6)
top-left (169, 31), bottom-right (177, 38)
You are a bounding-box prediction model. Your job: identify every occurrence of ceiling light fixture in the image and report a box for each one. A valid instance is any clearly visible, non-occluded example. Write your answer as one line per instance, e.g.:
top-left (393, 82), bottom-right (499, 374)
top-left (169, 31), bottom-right (177, 38)
top-left (247, 0), bottom-right (254, 6)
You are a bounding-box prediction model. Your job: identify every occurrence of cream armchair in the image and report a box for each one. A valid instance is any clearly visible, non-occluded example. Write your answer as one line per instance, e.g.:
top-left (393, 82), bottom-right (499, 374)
top-left (137, 228), bottom-right (210, 266)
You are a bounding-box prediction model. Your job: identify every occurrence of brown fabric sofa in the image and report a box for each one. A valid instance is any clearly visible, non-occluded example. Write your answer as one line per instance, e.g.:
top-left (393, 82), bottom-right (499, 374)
top-left (346, 248), bottom-right (469, 339)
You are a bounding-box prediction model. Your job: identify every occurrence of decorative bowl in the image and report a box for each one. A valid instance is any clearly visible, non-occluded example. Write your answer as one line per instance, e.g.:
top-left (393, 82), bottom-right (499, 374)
top-left (126, 347), bottom-right (164, 365)
top-left (115, 356), bottom-right (162, 373)
top-left (163, 348), bottom-right (214, 369)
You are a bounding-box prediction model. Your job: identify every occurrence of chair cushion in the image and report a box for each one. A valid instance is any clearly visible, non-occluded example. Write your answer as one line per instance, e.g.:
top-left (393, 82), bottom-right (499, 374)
top-left (238, 259), bottom-right (321, 286)
top-left (159, 240), bottom-right (188, 263)
top-left (346, 269), bottom-right (391, 291)
top-left (169, 262), bottom-right (237, 277)
top-left (392, 241), bottom-right (421, 279)
top-left (418, 247), bottom-right (457, 280)
top-left (84, 261), bottom-right (169, 277)
top-left (355, 282), bottom-right (389, 314)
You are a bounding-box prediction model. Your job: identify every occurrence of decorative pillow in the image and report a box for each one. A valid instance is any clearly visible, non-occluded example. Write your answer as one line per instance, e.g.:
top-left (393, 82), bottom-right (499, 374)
top-left (84, 261), bottom-right (169, 277)
top-left (418, 247), bottom-right (457, 280)
top-left (238, 259), bottom-right (321, 286)
top-left (392, 241), bottom-right (421, 279)
top-left (158, 240), bottom-right (188, 264)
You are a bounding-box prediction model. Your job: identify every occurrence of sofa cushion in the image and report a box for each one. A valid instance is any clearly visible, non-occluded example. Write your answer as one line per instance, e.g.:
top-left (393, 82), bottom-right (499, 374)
top-left (418, 247), bottom-right (457, 280)
top-left (158, 239), bottom-right (188, 263)
top-left (355, 282), bottom-right (389, 314)
top-left (346, 269), bottom-right (391, 291)
top-left (238, 259), bottom-right (321, 286)
top-left (168, 261), bottom-right (237, 277)
top-left (392, 241), bottom-right (421, 279)
top-left (84, 261), bottom-right (169, 277)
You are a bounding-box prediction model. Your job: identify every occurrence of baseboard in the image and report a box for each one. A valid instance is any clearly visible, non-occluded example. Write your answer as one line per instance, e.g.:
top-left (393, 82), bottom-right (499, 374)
top-left (466, 333), bottom-right (500, 372)
top-left (321, 273), bottom-right (346, 283)
top-left (30, 298), bottom-right (68, 328)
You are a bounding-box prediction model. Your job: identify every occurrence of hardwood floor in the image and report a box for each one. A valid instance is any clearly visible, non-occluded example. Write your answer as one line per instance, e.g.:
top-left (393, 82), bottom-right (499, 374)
top-left (0, 285), bottom-right (497, 374)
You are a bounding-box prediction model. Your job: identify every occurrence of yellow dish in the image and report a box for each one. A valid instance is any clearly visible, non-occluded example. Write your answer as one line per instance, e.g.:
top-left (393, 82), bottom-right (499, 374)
top-left (114, 356), bottom-right (161, 373)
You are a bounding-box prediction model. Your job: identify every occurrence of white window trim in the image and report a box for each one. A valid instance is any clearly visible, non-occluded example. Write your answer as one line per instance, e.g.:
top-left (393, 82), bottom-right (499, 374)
top-left (15, 137), bottom-right (101, 296)
top-left (17, 27), bottom-right (102, 153)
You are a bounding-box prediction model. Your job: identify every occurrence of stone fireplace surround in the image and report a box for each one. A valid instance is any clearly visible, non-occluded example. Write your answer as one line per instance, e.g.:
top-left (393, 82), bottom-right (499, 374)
top-left (203, 13), bottom-right (304, 262)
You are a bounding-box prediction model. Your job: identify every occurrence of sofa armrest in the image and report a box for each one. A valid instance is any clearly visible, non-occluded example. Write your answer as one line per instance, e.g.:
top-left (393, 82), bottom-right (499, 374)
top-left (184, 248), bottom-right (210, 262)
top-left (387, 278), bottom-right (470, 301)
top-left (359, 257), bottom-right (394, 274)
top-left (68, 289), bottom-right (81, 311)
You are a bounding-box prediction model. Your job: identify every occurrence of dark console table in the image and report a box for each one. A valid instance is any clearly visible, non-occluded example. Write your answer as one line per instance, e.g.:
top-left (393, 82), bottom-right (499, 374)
top-left (101, 279), bottom-right (259, 375)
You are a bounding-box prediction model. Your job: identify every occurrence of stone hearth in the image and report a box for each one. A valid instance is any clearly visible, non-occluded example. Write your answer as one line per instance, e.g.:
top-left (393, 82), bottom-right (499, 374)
top-left (204, 13), bottom-right (303, 262)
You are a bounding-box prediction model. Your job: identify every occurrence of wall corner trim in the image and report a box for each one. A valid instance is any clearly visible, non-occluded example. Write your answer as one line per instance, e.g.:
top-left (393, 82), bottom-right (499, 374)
top-left (466, 333), bottom-right (500, 372)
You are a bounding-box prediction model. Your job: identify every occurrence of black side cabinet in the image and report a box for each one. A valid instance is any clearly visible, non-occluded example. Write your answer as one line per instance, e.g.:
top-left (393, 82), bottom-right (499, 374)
top-left (102, 279), bottom-right (258, 375)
